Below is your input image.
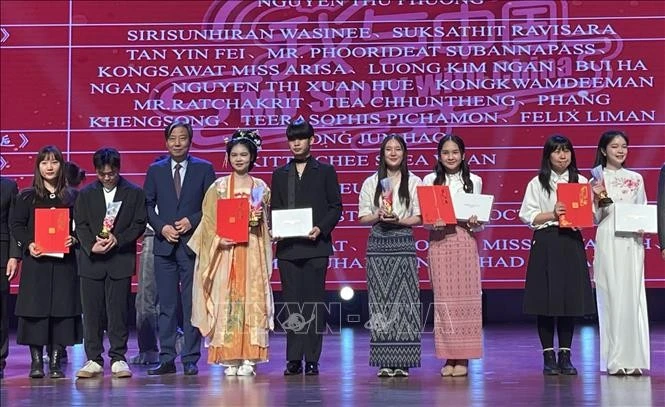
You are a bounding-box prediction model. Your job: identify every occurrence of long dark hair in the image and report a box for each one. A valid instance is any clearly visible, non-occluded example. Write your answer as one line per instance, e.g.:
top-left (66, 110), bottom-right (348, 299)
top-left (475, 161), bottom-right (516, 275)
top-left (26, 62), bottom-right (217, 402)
top-left (432, 134), bottom-right (473, 192)
top-left (593, 130), bottom-right (629, 168)
top-left (373, 135), bottom-right (411, 208)
top-left (538, 135), bottom-right (580, 195)
top-left (32, 145), bottom-right (74, 204)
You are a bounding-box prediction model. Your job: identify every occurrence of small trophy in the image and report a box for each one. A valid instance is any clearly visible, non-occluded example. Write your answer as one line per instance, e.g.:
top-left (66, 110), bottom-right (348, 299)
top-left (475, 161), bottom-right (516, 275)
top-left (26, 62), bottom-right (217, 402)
top-left (590, 166), bottom-right (613, 208)
top-left (380, 178), bottom-right (395, 218)
top-left (99, 201), bottom-right (122, 238)
top-left (248, 185), bottom-right (265, 227)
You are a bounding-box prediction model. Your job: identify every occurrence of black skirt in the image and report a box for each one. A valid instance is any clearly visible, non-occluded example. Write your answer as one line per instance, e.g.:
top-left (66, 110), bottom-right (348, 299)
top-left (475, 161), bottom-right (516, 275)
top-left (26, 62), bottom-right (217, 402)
top-left (523, 227), bottom-right (595, 316)
top-left (17, 316), bottom-right (83, 346)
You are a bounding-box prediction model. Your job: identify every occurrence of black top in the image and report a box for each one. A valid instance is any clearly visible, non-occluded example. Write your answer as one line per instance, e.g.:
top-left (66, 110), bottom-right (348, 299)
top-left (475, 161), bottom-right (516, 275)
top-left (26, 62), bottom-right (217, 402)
top-left (270, 156), bottom-right (342, 260)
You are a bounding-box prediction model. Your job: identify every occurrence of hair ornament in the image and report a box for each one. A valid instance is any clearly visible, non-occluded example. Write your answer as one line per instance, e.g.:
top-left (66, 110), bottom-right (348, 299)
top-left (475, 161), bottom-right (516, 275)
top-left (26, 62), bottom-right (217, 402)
top-left (225, 129), bottom-right (262, 151)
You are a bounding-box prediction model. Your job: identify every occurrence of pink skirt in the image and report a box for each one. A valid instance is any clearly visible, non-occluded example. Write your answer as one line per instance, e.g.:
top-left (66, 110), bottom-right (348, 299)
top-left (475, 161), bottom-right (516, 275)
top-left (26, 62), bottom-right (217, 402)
top-left (428, 225), bottom-right (482, 360)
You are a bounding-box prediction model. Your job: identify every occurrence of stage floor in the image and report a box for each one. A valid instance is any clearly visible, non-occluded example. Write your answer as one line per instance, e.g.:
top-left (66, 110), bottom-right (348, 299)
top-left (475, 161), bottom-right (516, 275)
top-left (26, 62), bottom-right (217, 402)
top-left (1, 323), bottom-right (663, 406)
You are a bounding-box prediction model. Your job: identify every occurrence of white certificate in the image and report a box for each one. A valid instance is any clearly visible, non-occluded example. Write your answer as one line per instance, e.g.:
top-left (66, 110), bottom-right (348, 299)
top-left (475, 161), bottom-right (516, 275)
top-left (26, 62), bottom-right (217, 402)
top-left (614, 203), bottom-right (657, 234)
top-left (451, 193), bottom-right (494, 223)
top-left (271, 208), bottom-right (313, 238)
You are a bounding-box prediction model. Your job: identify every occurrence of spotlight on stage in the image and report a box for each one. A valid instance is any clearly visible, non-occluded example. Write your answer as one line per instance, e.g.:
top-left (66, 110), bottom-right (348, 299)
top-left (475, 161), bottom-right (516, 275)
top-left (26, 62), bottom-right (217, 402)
top-left (340, 286), bottom-right (354, 301)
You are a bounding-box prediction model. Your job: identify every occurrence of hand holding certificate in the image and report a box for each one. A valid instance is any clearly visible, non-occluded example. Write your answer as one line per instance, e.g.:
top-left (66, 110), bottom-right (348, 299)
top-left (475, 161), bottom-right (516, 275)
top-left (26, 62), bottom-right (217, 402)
top-left (217, 198), bottom-right (250, 243)
top-left (271, 208), bottom-right (313, 239)
top-left (614, 203), bottom-right (657, 234)
top-left (417, 185), bottom-right (456, 226)
top-left (451, 193), bottom-right (494, 223)
top-left (34, 207), bottom-right (70, 255)
top-left (556, 183), bottom-right (593, 228)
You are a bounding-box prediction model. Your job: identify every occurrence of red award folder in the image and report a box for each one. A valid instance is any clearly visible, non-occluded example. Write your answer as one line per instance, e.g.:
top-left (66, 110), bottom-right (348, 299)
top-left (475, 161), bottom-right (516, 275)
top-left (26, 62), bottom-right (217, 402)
top-left (417, 185), bottom-right (457, 226)
top-left (216, 198), bottom-right (249, 243)
top-left (34, 207), bottom-right (70, 253)
top-left (556, 183), bottom-right (593, 228)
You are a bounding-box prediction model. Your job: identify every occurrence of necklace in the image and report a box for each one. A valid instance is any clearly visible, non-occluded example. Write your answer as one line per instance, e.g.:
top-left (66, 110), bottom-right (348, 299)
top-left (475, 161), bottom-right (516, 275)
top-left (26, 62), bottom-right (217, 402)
top-left (49, 193), bottom-right (56, 199)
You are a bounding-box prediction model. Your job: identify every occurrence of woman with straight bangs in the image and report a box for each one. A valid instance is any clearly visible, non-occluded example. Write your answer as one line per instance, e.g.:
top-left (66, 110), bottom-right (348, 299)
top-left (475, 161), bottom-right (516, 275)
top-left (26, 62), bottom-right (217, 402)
top-left (358, 134), bottom-right (422, 378)
top-left (10, 145), bottom-right (82, 379)
top-left (423, 134), bottom-right (483, 377)
top-left (188, 129), bottom-right (273, 376)
top-left (518, 135), bottom-right (595, 376)
top-left (591, 130), bottom-right (649, 376)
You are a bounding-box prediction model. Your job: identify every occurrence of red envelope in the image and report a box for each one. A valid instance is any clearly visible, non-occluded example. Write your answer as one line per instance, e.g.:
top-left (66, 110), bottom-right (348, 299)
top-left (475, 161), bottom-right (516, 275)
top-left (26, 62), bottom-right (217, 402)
top-left (417, 185), bottom-right (457, 226)
top-left (216, 198), bottom-right (249, 243)
top-left (556, 183), bottom-right (593, 228)
top-left (34, 207), bottom-right (70, 253)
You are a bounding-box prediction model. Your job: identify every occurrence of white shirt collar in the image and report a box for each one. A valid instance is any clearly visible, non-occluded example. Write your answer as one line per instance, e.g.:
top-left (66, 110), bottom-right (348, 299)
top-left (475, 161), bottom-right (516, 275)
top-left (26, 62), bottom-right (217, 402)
top-left (171, 158), bottom-right (188, 171)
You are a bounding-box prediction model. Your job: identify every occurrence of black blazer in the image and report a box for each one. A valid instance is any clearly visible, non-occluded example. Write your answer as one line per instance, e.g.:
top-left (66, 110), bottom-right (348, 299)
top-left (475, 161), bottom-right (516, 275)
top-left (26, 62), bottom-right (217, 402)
top-left (658, 164), bottom-right (665, 249)
top-left (74, 177), bottom-right (147, 280)
top-left (271, 156), bottom-right (342, 260)
top-left (1, 176), bottom-right (21, 291)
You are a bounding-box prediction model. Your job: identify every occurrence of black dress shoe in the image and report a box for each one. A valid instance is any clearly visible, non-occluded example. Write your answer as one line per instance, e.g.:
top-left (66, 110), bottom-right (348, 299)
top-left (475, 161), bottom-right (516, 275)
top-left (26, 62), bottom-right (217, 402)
top-left (284, 360), bottom-right (303, 376)
top-left (305, 362), bottom-right (319, 376)
top-left (147, 362), bottom-right (176, 375)
top-left (183, 362), bottom-right (198, 376)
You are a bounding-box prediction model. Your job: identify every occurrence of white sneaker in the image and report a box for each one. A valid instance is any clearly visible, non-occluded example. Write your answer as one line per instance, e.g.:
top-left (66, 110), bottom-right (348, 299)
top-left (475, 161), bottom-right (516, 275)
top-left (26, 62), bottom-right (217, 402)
top-left (76, 360), bottom-right (103, 378)
top-left (237, 361), bottom-right (256, 376)
top-left (224, 365), bottom-right (239, 376)
top-left (377, 368), bottom-right (394, 377)
top-left (111, 360), bottom-right (132, 378)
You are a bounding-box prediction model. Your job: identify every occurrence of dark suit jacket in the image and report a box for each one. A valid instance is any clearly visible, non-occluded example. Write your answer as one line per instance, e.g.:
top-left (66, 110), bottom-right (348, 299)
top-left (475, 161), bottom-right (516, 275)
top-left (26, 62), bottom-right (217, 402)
top-left (1, 177), bottom-right (22, 291)
top-left (74, 177), bottom-right (147, 280)
top-left (658, 164), bottom-right (665, 249)
top-left (143, 155), bottom-right (215, 256)
top-left (271, 156), bottom-right (342, 260)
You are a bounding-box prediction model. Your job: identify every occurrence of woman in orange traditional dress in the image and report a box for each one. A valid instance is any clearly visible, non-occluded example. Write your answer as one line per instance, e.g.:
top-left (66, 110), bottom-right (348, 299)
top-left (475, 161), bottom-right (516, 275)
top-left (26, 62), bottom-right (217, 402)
top-left (188, 129), bottom-right (273, 376)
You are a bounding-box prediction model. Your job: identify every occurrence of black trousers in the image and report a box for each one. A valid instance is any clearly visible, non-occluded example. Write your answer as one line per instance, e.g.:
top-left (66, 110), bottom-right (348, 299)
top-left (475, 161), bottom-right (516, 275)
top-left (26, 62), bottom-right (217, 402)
top-left (0, 288), bottom-right (7, 369)
top-left (0, 240), bottom-right (8, 368)
top-left (278, 257), bottom-right (328, 363)
top-left (80, 274), bottom-right (131, 366)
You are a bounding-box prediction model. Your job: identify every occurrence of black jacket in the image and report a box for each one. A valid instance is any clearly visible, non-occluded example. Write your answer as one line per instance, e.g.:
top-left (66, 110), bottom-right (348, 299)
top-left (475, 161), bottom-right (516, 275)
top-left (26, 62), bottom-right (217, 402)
top-left (271, 156), bottom-right (342, 260)
top-left (74, 177), bottom-right (147, 280)
top-left (0, 177), bottom-right (21, 291)
top-left (10, 187), bottom-right (81, 317)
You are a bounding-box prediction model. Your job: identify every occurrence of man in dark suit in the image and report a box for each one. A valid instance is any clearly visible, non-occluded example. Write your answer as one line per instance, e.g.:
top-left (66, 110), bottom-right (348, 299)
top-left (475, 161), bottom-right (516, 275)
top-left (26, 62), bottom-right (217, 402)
top-left (271, 119), bottom-right (342, 376)
top-left (658, 164), bottom-right (665, 260)
top-left (74, 148), bottom-right (147, 379)
top-left (1, 176), bottom-right (22, 379)
top-left (144, 121), bottom-right (215, 375)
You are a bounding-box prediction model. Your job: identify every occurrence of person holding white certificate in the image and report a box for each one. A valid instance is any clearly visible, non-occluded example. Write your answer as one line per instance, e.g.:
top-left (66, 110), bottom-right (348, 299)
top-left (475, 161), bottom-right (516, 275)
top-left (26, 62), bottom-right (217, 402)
top-left (591, 130), bottom-right (650, 376)
top-left (421, 135), bottom-right (483, 377)
top-left (270, 119), bottom-right (342, 376)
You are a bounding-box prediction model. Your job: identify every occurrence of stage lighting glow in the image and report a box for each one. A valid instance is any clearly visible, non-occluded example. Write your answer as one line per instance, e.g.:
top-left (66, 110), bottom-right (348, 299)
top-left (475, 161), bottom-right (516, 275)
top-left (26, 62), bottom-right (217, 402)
top-left (340, 286), bottom-right (354, 301)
